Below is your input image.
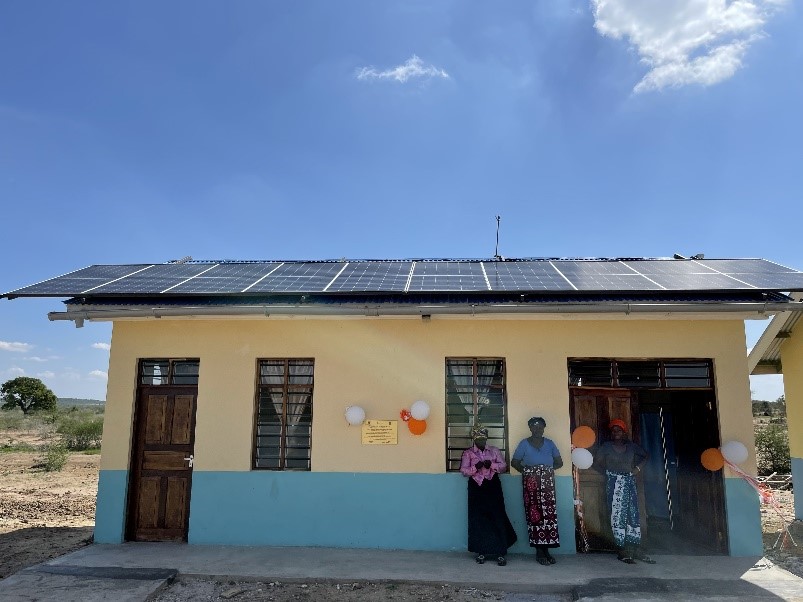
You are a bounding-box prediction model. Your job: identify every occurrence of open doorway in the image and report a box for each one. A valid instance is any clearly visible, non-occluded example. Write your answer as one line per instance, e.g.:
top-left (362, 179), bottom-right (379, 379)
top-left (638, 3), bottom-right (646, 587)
top-left (569, 359), bottom-right (728, 556)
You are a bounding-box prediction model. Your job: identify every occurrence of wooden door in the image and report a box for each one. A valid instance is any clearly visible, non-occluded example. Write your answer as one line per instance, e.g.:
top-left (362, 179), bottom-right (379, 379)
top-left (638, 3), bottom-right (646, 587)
top-left (669, 391), bottom-right (728, 553)
top-left (570, 388), bottom-right (643, 551)
top-left (127, 386), bottom-right (197, 541)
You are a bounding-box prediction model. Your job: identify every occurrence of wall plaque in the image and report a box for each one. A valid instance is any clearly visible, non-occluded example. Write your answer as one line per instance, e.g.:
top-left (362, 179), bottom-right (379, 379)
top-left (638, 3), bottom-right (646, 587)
top-left (361, 420), bottom-right (398, 445)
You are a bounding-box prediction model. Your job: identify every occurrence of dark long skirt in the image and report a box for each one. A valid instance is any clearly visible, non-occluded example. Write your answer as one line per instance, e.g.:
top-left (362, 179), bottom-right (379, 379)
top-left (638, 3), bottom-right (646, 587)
top-left (522, 465), bottom-right (560, 548)
top-left (606, 470), bottom-right (641, 548)
top-left (467, 475), bottom-right (518, 556)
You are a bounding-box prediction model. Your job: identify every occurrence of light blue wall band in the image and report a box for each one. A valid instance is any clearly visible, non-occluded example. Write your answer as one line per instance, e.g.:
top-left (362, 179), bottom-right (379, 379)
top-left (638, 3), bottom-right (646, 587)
top-left (188, 472), bottom-right (576, 554)
top-left (95, 470), bottom-right (128, 543)
top-left (724, 477), bottom-right (763, 556)
top-left (793, 457), bottom-right (803, 521)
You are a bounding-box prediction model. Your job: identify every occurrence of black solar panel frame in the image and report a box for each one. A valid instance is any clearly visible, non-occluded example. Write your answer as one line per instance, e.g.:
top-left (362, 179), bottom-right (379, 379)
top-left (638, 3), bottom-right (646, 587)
top-left (6, 258), bottom-right (803, 298)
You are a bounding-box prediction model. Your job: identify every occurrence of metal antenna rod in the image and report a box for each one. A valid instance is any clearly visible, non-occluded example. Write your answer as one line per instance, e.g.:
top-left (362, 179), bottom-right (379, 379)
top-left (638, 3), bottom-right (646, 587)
top-left (494, 215), bottom-right (501, 259)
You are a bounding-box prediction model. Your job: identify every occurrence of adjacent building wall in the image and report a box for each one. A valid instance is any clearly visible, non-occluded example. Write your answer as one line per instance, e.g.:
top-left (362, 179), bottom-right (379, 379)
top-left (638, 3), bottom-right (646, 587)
top-left (95, 315), bottom-right (761, 555)
top-left (780, 330), bottom-right (803, 520)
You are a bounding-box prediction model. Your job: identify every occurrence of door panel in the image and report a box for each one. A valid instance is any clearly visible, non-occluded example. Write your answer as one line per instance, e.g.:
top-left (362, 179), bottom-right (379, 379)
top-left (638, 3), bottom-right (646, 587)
top-left (570, 389), bottom-right (640, 551)
top-left (669, 391), bottom-right (727, 553)
top-left (127, 386), bottom-right (197, 542)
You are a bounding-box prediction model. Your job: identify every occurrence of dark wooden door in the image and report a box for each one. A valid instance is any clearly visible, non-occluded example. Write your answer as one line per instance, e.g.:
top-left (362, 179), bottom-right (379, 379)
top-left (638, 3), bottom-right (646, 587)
top-left (669, 391), bottom-right (728, 553)
top-left (570, 388), bottom-right (645, 551)
top-left (127, 386), bottom-right (197, 541)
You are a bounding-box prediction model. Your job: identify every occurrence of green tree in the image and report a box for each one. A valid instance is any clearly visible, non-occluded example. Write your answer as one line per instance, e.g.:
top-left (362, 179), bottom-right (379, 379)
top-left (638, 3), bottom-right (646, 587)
top-left (0, 377), bottom-right (57, 415)
top-left (754, 424), bottom-right (791, 475)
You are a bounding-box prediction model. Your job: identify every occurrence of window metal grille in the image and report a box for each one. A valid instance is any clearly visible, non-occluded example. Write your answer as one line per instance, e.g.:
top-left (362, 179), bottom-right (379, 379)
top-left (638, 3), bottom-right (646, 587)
top-left (253, 359), bottom-right (314, 471)
top-left (568, 359), bottom-right (712, 389)
top-left (139, 359), bottom-right (200, 386)
top-left (445, 358), bottom-right (508, 472)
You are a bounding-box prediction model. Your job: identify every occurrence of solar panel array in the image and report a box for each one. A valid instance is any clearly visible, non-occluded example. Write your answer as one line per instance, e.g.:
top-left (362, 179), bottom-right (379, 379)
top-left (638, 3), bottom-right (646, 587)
top-left (6, 259), bottom-right (803, 298)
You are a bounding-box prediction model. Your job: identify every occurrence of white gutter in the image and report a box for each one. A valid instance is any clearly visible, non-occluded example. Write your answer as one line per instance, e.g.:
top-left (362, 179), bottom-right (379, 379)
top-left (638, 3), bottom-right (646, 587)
top-left (48, 300), bottom-right (803, 323)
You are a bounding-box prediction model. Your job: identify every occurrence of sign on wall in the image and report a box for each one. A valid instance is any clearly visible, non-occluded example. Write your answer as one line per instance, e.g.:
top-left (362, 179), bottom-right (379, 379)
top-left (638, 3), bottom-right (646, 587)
top-left (361, 420), bottom-right (398, 445)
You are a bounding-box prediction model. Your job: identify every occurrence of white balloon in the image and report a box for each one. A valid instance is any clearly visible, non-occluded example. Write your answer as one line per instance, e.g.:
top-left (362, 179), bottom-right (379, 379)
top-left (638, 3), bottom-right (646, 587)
top-left (720, 440), bottom-right (748, 465)
top-left (344, 406), bottom-right (366, 426)
top-left (410, 400), bottom-right (431, 421)
top-left (571, 448), bottom-right (594, 470)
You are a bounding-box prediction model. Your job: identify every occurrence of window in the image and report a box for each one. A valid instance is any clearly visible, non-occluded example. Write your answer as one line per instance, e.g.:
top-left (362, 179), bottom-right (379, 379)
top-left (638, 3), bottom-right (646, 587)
top-left (253, 359), bottom-right (314, 470)
top-left (568, 359), bottom-right (712, 389)
top-left (139, 359), bottom-right (200, 386)
top-left (445, 358), bottom-right (508, 472)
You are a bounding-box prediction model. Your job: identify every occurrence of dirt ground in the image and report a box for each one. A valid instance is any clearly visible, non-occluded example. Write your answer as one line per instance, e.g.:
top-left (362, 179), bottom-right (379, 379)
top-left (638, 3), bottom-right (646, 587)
top-left (0, 439), bottom-right (800, 600)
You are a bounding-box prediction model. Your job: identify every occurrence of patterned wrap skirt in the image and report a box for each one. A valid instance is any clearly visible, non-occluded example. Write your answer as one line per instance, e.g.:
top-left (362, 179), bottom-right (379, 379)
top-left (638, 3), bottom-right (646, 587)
top-left (467, 474), bottom-right (518, 556)
top-left (606, 470), bottom-right (641, 548)
top-left (522, 465), bottom-right (560, 548)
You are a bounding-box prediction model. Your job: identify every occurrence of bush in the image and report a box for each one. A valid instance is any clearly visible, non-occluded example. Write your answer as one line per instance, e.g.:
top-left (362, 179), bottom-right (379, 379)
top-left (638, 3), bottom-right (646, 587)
top-left (39, 441), bottom-right (69, 472)
top-left (0, 408), bottom-right (28, 430)
top-left (56, 411), bottom-right (103, 450)
top-left (754, 424), bottom-right (791, 475)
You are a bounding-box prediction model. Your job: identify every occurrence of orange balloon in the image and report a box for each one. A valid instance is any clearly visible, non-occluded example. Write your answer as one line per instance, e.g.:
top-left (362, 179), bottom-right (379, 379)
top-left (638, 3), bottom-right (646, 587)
top-left (701, 448), bottom-right (724, 471)
top-left (571, 426), bottom-right (596, 449)
top-left (408, 418), bottom-right (427, 435)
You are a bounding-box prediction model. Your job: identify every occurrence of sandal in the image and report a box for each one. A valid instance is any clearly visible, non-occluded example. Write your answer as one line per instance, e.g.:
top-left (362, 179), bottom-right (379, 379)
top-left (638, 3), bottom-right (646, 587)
top-left (545, 552), bottom-right (556, 565)
top-left (536, 554), bottom-right (550, 566)
top-left (636, 553), bottom-right (656, 564)
top-left (497, 556), bottom-right (507, 566)
top-left (617, 553), bottom-right (636, 564)
top-left (475, 554), bottom-right (485, 564)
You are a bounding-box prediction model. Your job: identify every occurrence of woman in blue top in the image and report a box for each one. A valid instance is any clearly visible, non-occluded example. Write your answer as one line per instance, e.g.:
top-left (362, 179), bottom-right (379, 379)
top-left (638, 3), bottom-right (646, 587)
top-left (511, 416), bottom-right (563, 565)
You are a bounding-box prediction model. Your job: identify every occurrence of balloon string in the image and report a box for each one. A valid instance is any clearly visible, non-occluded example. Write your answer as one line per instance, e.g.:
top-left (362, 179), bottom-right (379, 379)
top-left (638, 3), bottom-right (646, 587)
top-left (572, 447), bottom-right (590, 553)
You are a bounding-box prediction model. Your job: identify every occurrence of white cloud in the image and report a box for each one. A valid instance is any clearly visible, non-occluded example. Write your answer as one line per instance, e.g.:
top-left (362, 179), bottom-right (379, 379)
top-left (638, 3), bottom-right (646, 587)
top-left (88, 370), bottom-right (108, 380)
top-left (0, 341), bottom-right (33, 353)
top-left (356, 55), bottom-right (450, 83)
top-left (1, 366), bottom-right (25, 378)
top-left (591, 0), bottom-right (787, 92)
top-left (92, 343), bottom-right (111, 351)
top-left (24, 356), bottom-right (49, 362)
top-left (37, 371), bottom-right (56, 379)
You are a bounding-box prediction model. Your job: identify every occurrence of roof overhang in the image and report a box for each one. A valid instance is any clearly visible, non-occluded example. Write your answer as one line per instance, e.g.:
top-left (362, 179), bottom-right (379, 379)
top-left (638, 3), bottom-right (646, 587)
top-left (48, 297), bottom-right (803, 324)
top-left (748, 293), bottom-right (803, 375)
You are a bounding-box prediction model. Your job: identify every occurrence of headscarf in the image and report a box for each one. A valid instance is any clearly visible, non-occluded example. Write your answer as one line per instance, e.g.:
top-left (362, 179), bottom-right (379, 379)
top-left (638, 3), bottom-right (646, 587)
top-left (528, 416), bottom-right (546, 428)
top-left (470, 423), bottom-right (489, 440)
top-left (608, 418), bottom-right (628, 433)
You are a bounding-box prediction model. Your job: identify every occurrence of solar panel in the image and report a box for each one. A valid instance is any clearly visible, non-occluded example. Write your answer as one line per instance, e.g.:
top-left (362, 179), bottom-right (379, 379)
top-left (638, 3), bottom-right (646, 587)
top-left (325, 262), bottom-right (412, 292)
top-left (89, 264), bottom-right (216, 294)
top-left (10, 264), bottom-right (154, 296)
top-left (552, 261), bottom-right (663, 291)
top-left (733, 273), bottom-right (803, 289)
top-left (644, 272), bottom-right (755, 290)
top-left (621, 260), bottom-right (717, 275)
top-left (5, 258), bottom-right (803, 298)
top-left (167, 263), bottom-right (283, 294)
top-left (484, 261), bottom-right (574, 291)
top-left (245, 262), bottom-right (345, 293)
top-left (407, 262), bottom-right (489, 292)
top-left (696, 259), bottom-right (796, 274)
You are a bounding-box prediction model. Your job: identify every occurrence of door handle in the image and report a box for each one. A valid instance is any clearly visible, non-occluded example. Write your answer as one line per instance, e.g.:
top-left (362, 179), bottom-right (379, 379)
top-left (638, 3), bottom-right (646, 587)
top-left (184, 454), bottom-right (194, 468)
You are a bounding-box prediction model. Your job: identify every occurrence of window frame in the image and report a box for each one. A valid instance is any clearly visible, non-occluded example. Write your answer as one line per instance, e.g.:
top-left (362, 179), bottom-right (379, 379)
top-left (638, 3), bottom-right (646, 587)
top-left (138, 358), bottom-right (200, 386)
top-left (252, 358), bottom-right (315, 471)
top-left (568, 358), bottom-right (714, 389)
top-left (444, 357), bottom-right (509, 472)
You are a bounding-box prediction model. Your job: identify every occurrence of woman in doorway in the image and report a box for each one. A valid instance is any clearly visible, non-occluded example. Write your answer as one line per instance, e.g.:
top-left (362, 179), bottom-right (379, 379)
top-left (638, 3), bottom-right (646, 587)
top-left (511, 417), bottom-right (563, 566)
top-left (592, 419), bottom-right (655, 564)
top-left (460, 424), bottom-right (518, 566)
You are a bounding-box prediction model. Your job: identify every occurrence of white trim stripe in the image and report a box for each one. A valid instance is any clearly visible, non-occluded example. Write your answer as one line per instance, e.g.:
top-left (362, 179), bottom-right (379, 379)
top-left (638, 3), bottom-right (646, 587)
top-left (160, 264), bottom-right (220, 293)
top-left (241, 263), bottom-right (285, 292)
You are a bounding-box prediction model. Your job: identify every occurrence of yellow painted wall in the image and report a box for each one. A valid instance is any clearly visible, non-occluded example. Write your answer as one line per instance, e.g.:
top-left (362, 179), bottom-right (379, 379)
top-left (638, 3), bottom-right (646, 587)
top-left (100, 316), bottom-right (756, 476)
top-left (781, 330), bottom-right (803, 458)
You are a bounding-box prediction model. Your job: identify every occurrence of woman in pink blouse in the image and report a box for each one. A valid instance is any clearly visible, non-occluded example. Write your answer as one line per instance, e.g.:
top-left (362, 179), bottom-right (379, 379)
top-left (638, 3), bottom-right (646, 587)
top-left (460, 424), bottom-right (517, 566)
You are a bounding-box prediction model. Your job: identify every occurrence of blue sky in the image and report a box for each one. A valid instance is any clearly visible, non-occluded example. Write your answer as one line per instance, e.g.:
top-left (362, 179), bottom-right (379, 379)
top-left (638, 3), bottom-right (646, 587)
top-left (1, 1), bottom-right (800, 400)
